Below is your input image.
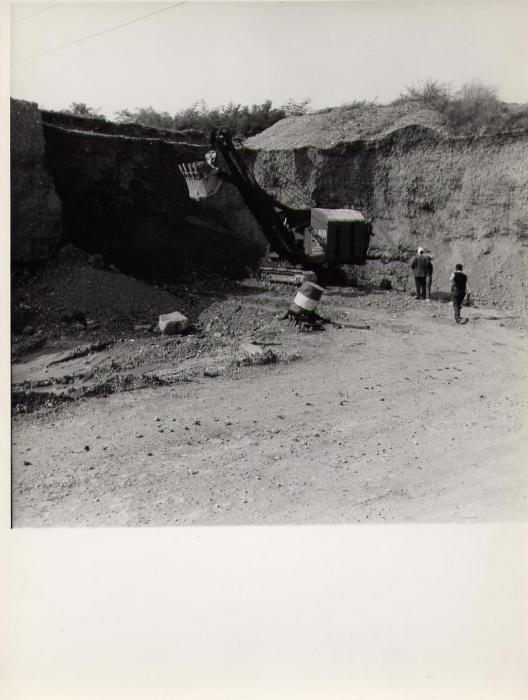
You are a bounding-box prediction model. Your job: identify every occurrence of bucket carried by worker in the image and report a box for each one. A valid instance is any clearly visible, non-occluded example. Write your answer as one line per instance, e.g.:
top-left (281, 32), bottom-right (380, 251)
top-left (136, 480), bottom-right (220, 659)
top-left (288, 281), bottom-right (325, 320)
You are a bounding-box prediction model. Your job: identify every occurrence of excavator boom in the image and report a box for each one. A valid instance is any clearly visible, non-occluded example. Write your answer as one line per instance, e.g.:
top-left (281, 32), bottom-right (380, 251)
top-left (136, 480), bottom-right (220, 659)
top-left (179, 127), bottom-right (305, 265)
top-left (178, 126), bottom-right (372, 278)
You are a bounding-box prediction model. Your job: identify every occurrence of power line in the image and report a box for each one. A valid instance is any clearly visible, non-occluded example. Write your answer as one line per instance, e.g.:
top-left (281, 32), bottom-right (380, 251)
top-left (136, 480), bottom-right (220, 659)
top-left (13, 2), bottom-right (186, 66)
top-left (14, 3), bottom-right (62, 24)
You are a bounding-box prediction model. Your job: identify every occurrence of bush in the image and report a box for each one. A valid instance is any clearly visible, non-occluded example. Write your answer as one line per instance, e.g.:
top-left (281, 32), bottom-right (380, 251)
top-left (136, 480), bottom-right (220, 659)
top-left (63, 102), bottom-right (104, 119)
top-left (396, 79), bottom-right (528, 135)
top-left (322, 100), bottom-right (377, 118)
top-left (397, 79), bottom-right (451, 110)
top-left (443, 81), bottom-right (504, 134)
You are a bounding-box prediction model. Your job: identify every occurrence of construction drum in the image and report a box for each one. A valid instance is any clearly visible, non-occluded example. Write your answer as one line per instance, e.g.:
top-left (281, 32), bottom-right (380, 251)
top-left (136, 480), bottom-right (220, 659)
top-left (289, 281), bottom-right (324, 317)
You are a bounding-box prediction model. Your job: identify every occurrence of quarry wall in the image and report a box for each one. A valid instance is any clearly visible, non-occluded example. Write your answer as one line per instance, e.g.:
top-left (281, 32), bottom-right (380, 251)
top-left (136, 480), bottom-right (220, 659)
top-left (11, 99), bottom-right (264, 280)
top-left (41, 116), bottom-right (265, 280)
top-left (11, 99), bottom-right (63, 263)
top-left (246, 125), bottom-right (528, 308)
top-left (11, 98), bottom-right (528, 307)
top-left (41, 122), bottom-right (264, 280)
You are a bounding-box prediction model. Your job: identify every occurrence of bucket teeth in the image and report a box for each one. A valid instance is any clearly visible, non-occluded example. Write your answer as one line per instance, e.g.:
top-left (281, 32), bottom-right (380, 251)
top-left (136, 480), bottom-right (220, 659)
top-left (178, 160), bottom-right (223, 200)
top-left (179, 161), bottom-right (207, 179)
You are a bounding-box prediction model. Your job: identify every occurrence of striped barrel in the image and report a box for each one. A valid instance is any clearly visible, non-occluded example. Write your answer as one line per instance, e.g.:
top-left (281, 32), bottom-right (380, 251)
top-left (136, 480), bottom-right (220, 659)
top-left (289, 281), bottom-right (324, 317)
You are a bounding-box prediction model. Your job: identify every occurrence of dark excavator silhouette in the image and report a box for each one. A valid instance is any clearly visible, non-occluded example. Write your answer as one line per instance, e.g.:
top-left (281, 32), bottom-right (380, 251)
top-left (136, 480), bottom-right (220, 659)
top-left (179, 126), bottom-right (372, 284)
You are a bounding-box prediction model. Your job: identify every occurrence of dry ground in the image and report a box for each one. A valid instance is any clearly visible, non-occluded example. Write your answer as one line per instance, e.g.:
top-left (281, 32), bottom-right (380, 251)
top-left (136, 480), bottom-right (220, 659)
top-left (11, 278), bottom-right (528, 526)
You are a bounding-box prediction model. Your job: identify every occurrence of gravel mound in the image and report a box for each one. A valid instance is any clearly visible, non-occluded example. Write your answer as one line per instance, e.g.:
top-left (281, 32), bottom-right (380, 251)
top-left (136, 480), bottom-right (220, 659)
top-left (245, 102), bottom-right (447, 150)
top-left (13, 246), bottom-right (183, 332)
top-left (11, 244), bottom-right (240, 343)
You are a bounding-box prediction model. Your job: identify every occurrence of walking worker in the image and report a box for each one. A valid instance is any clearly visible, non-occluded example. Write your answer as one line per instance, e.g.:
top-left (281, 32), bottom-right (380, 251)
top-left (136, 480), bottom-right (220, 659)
top-left (450, 263), bottom-right (470, 324)
top-left (410, 247), bottom-right (433, 300)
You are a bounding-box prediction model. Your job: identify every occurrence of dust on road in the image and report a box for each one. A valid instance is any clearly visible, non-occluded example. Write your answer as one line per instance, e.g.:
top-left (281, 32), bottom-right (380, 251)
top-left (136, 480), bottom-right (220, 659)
top-left (11, 280), bottom-right (528, 526)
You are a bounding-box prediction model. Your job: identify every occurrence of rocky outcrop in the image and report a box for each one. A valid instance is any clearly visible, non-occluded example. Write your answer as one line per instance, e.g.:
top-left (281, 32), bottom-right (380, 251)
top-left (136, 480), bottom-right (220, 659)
top-left (245, 113), bottom-right (528, 308)
top-left (11, 99), bottom-right (63, 263)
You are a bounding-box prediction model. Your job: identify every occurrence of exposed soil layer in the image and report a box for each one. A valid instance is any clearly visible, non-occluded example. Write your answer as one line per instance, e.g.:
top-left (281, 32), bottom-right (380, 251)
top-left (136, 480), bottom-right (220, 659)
top-left (11, 252), bottom-right (528, 526)
top-left (244, 104), bottom-right (528, 310)
top-left (11, 99), bottom-right (528, 308)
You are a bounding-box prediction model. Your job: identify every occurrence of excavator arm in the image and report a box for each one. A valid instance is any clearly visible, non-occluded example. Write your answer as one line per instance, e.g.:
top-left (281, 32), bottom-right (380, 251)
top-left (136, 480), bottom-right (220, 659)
top-left (180, 127), bottom-right (308, 266)
top-left (178, 126), bottom-right (372, 280)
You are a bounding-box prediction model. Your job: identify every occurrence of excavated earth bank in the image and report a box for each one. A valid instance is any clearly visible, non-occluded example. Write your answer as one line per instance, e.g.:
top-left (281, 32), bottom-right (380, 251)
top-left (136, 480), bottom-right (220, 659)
top-left (39, 111), bottom-right (264, 281)
top-left (11, 99), bottom-right (63, 262)
top-left (11, 98), bottom-right (528, 310)
top-left (246, 103), bottom-right (528, 309)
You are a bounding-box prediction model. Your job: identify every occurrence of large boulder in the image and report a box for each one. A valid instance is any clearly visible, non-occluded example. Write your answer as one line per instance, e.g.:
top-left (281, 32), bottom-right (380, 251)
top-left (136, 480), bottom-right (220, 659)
top-left (157, 311), bottom-right (190, 335)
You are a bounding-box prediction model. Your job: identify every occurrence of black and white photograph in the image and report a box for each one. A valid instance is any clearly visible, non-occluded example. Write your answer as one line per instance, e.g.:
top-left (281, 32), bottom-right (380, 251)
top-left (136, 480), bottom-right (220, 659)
top-left (3, 1), bottom-right (528, 699)
top-left (9, 0), bottom-right (527, 527)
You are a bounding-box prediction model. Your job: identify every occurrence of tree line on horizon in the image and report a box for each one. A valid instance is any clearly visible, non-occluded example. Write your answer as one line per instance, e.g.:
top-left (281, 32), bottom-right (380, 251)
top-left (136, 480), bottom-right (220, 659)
top-left (63, 80), bottom-right (528, 137)
top-left (63, 98), bottom-right (312, 137)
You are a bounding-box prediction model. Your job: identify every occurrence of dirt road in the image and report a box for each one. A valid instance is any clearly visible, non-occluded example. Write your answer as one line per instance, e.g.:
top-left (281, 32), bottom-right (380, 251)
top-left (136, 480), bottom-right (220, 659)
top-left (11, 287), bottom-right (528, 526)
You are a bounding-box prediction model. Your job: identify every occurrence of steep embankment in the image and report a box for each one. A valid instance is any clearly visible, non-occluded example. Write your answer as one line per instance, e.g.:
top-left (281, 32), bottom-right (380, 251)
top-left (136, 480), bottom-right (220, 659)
top-left (11, 100), bottom-right (63, 263)
top-left (11, 99), bottom-right (265, 280)
top-left (246, 103), bottom-right (528, 308)
top-left (40, 111), bottom-right (264, 280)
top-left (11, 99), bottom-right (528, 307)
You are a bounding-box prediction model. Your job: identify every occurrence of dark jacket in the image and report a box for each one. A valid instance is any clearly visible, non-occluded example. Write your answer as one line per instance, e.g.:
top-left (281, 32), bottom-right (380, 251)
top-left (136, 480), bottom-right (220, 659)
top-left (411, 254), bottom-right (433, 278)
top-left (451, 271), bottom-right (467, 296)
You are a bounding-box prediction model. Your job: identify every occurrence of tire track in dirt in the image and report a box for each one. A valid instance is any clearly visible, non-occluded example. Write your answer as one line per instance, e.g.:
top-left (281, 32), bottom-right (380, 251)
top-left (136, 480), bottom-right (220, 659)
top-left (12, 294), bottom-right (527, 526)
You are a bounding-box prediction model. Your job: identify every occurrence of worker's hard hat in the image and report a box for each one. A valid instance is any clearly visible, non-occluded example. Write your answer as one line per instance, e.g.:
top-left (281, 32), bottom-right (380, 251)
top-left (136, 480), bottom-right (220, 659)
top-left (417, 247), bottom-right (424, 254)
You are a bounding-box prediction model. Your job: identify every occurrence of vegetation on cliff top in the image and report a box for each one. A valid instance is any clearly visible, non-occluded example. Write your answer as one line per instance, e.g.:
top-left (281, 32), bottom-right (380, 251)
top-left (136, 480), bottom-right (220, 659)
top-left (63, 98), bottom-right (311, 138)
top-left (62, 80), bottom-right (528, 139)
top-left (395, 79), bottom-right (528, 135)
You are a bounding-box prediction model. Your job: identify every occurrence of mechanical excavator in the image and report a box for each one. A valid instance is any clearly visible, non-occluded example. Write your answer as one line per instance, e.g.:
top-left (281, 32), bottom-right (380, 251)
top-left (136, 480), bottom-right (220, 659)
top-left (179, 126), bottom-right (372, 284)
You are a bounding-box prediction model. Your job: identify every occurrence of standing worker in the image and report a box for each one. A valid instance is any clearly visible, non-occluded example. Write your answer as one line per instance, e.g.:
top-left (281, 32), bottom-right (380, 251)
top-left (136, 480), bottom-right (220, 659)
top-left (450, 263), bottom-right (470, 324)
top-left (426, 253), bottom-right (434, 301)
top-left (410, 247), bottom-right (433, 300)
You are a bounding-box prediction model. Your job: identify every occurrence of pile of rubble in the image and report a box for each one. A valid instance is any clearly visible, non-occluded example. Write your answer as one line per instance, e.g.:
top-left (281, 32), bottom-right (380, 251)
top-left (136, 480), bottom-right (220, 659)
top-left (11, 245), bottom-right (305, 412)
top-left (245, 102), bottom-right (447, 150)
top-left (12, 245), bottom-right (245, 345)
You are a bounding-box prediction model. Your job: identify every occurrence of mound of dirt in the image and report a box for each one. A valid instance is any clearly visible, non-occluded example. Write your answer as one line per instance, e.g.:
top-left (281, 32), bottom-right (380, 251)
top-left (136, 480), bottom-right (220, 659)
top-left (245, 102), bottom-right (447, 150)
top-left (11, 244), bottom-right (240, 344)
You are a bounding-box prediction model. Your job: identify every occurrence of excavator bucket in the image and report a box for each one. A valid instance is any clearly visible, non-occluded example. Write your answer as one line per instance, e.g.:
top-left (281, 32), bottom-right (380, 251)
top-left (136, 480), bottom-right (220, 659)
top-left (178, 152), bottom-right (223, 201)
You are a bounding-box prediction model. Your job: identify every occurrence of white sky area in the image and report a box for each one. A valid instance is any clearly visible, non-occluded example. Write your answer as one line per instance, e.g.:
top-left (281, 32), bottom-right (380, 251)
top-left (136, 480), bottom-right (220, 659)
top-left (9, 0), bottom-right (528, 119)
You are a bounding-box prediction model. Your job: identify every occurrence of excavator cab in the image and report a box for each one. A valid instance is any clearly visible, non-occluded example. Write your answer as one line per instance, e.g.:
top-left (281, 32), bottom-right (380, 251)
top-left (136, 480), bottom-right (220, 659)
top-left (178, 150), bottom-right (223, 201)
top-left (308, 209), bottom-right (372, 266)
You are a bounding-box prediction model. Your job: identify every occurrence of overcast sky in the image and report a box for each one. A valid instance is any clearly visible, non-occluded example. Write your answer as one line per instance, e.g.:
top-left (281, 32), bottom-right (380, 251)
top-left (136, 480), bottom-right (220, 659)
top-left (9, 0), bottom-right (528, 118)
